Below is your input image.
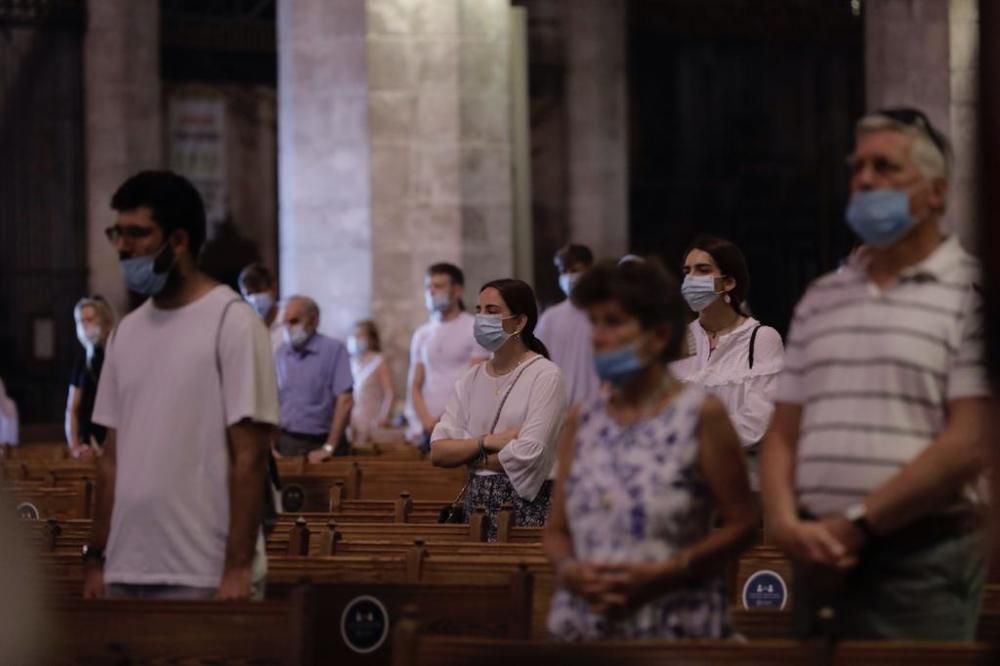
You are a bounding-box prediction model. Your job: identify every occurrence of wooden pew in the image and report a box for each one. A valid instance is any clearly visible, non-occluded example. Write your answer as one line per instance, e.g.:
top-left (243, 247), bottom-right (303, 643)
top-left (0, 441), bottom-right (68, 461)
top-left (276, 458), bottom-right (467, 501)
top-left (51, 586), bottom-right (315, 665)
top-left (390, 616), bottom-right (822, 666)
top-left (270, 515), bottom-right (490, 556)
top-left (11, 482), bottom-right (92, 520)
top-left (832, 641), bottom-right (999, 665)
top-left (268, 574), bottom-right (532, 664)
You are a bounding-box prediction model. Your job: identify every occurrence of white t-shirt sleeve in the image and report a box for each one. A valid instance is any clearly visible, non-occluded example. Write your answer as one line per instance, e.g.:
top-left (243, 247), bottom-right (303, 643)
top-left (218, 301), bottom-right (280, 427)
top-left (91, 331), bottom-right (120, 429)
top-left (430, 369), bottom-right (474, 442)
top-left (498, 365), bottom-right (567, 501)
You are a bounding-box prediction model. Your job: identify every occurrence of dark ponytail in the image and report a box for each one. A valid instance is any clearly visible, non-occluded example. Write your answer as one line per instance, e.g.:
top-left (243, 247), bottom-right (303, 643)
top-left (480, 278), bottom-right (550, 360)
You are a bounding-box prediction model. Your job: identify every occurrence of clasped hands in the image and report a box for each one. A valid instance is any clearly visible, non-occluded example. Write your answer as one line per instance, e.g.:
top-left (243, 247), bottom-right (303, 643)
top-left (561, 560), bottom-right (681, 615)
top-left (770, 515), bottom-right (866, 570)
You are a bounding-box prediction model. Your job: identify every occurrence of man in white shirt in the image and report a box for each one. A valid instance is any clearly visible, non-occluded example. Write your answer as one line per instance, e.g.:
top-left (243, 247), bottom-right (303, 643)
top-left (84, 171), bottom-right (278, 601)
top-left (761, 109), bottom-right (989, 639)
top-left (405, 263), bottom-right (485, 448)
top-left (238, 263), bottom-right (283, 353)
top-left (535, 244), bottom-right (601, 406)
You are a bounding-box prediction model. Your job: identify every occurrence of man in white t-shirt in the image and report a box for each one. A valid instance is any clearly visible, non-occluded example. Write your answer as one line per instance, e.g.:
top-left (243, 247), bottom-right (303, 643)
top-left (535, 244), bottom-right (601, 407)
top-left (405, 263), bottom-right (486, 447)
top-left (238, 262), bottom-right (283, 354)
top-left (84, 171), bottom-right (279, 601)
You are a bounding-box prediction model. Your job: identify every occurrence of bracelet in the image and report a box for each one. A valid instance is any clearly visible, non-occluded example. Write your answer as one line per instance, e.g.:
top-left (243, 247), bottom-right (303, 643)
top-left (322, 442), bottom-right (335, 455)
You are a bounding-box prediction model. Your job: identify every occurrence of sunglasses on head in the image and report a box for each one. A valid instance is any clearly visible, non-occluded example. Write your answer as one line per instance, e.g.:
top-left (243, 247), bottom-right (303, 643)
top-left (874, 107), bottom-right (948, 156)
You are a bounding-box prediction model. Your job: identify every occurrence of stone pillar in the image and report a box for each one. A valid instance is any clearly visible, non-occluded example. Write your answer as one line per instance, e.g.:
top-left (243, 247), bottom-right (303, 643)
top-left (84, 0), bottom-right (162, 314)
top-left (279, 0), bottom-right (513, 389)
top-left (865, 0), bottom-right (979, 248)
top-left (565, 0), bottom-right (628, 259)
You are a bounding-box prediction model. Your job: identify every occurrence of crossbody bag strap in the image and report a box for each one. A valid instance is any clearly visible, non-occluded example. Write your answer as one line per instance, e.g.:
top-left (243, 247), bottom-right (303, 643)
top-left (748, 324), bottom-right (763, 370)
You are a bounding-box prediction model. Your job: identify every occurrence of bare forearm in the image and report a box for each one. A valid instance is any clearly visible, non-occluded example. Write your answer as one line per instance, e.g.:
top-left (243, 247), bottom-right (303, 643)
top-left (65, 410), bottom-right (79, 449)
top-left (676, 510), bottom-right (757, 581)
top-left (543, 525), bottom-right (575, 566)
top-left (430, 438), bottom-right (480, 467)
top-left (327, 394), bottom-right (353, 444)
top-left (225, 428), bottom-right (269, 570)
top-left (760, 430), bottom-right (800, 529)
top-left (377, 391), bottom-right (395, 424)
top-left (866, 430), bottom-right (983, 534)
top-left (412, 386), bottom-right (433, 424)
top-left (90, 434), bottom-right (116, 547)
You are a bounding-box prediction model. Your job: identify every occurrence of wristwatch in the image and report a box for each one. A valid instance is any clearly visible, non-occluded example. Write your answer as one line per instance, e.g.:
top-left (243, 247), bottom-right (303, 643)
top-left (322, 442), bottom-right (335, 455)
top-left (81, 544), bottom-right (105, 564)
top-left (843, 503), bottom-right (875, 540)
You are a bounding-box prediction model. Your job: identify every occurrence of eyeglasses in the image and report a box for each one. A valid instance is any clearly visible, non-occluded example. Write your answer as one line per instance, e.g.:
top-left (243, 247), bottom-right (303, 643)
top-left (104, 225), bottom-right (155, 243)
top-left (873, 107), bottom-right (949, 156)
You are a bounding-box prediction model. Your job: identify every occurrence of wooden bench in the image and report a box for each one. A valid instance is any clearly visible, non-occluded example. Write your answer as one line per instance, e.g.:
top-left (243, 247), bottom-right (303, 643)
top-left (276, 459), bottom-right (468, 501)
top-left (390, 617), bottom-right (822, 666)
top-left (51, 586), bottom-right (314, 665)
top-left (832, 641), bottom-right (999, 665)
top-left (11, 482), bottom-right (92, 520)
top-left (268, 574), bottom-right (532, 664)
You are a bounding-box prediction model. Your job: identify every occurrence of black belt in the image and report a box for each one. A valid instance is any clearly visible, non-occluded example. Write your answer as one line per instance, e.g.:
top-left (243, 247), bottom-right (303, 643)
top-left (280, 429), bottom-right (329, 444)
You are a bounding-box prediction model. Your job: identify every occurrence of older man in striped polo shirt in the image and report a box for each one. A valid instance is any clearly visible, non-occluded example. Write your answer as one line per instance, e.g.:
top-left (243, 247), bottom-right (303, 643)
top-left (761, 108), bottom-right (989, 640)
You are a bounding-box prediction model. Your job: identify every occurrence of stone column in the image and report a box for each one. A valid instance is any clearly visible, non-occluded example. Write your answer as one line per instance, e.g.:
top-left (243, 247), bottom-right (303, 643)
top-left (84, 0), bottom-right (162, 314)
top-left (865, 0), bottom-right (979, 248)
top-left (279, 0), bottom-right (513, 389)
top-left (565, 0), bottom-right (628, 259)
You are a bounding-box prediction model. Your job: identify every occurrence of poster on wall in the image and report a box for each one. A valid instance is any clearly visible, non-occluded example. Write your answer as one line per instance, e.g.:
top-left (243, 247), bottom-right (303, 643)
top-left (167, 97), bottom-right (226, 227)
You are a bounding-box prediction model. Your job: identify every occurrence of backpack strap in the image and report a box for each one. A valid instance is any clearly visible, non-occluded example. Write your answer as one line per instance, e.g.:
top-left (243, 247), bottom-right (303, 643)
top-left (748, 324), bottom-right (763, 370)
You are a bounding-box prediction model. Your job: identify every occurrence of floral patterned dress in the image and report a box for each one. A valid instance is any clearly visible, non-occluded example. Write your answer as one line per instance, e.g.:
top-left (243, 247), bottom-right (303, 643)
top-left (547, 385), bottom-right (731, 640)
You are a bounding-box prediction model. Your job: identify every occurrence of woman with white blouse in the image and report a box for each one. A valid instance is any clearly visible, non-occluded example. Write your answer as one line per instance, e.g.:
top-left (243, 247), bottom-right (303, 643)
top-left (347, 320), bottom-right (396, 445)
top-left (431, 279), bottom-right (567, 541)
top-left (671, 236), bottom-right (783, 479)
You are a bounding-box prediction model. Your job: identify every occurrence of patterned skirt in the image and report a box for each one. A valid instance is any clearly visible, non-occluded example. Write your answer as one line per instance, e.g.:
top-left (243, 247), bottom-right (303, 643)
top-left (463, 474), bottom-right (552, 542)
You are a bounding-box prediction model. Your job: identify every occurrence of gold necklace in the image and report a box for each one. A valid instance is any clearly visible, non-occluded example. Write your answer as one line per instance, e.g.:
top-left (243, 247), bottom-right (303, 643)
top-left (490, 354), bottom-right (528, 395)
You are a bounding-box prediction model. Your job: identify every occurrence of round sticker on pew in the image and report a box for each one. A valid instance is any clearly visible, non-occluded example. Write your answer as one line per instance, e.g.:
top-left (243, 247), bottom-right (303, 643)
top-left (341, 595), bottom-right (390, 654)
top-left (16, 502), bottom-right (39, 521)
top-left (742, 569), bottom-right (787, 610)
top-left (281, 484), bottom-right (305, 513)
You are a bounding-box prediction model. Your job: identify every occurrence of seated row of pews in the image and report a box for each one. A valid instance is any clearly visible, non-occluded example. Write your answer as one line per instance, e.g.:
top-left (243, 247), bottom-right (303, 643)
top-left (5, 441), bottom-right (999, 665)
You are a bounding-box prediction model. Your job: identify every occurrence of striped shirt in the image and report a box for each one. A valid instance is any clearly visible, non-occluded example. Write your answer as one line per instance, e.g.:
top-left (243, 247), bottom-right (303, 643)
top-left (776, 237), bottom-right (987, 516)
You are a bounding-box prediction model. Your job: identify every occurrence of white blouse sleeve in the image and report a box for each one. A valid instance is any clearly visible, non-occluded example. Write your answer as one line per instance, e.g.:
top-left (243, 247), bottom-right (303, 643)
top-left (430, 369), bottom-right (475, 442)
top-left (498, 366), bottom-right (568, 501)
top-left (731, 327), bottom-right (784, 448)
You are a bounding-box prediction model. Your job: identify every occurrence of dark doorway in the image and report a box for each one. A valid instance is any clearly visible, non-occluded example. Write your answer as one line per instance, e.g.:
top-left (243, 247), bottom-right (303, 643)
top-left (0, 2), bottom-right (87, 425)
top-left (628, 0), bottom-right (865, 333)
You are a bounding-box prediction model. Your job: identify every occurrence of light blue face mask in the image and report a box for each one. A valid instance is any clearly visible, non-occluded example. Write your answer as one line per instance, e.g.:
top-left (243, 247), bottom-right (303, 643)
top-left (593, 342), bottom-right (646, 385)
top-left (559, 272), bottom-right (581, 297)
top-left (120, 244), bottom-right (174, 296)
top-left (246, 292), bottom-right (275, 319)
top-left (681, 275), bottom-right (721, 313)
top-left (425, 291), bottom-right (452, 314)
top-left (845, 189), bottom-right (916, 248)
top-left (474, 314), bottom-right (516, 352)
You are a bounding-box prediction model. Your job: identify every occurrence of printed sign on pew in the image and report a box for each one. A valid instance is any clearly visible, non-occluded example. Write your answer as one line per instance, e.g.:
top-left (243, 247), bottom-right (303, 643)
top-left (742, 569), bottom-right (787, 610)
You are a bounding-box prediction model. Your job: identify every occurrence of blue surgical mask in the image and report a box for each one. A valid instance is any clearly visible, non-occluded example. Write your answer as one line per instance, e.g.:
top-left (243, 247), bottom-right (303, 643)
top-left (593, 342), bottom-right (646, 385)
top-left (681, 275), bottom-right (720, 312)
top-left (246, 292), bottom-right (275, 319)
top-left (425, 291), bottom-right (452, 314)
top-left (120, 244), bottom-right (174, 296)
top-left (347, 335), bottom-right (368, 356)
top-left (559, 273), bottom-right (580, 297)
top-left (845, 189), bottom-right (916, 248)
top-left (474, 314), bottom-right (515, 352)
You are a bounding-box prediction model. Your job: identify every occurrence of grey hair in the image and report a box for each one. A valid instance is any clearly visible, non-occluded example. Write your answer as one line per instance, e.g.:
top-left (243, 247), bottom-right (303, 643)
top-left (856, 113), bottom-right (950, 181)
top-left (286, 294), bottom-right (320, 325)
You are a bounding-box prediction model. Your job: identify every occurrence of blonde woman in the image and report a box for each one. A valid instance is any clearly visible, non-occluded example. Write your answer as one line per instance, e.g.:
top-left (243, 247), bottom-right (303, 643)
top-left (65, 296), bottom-right (116, 458)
